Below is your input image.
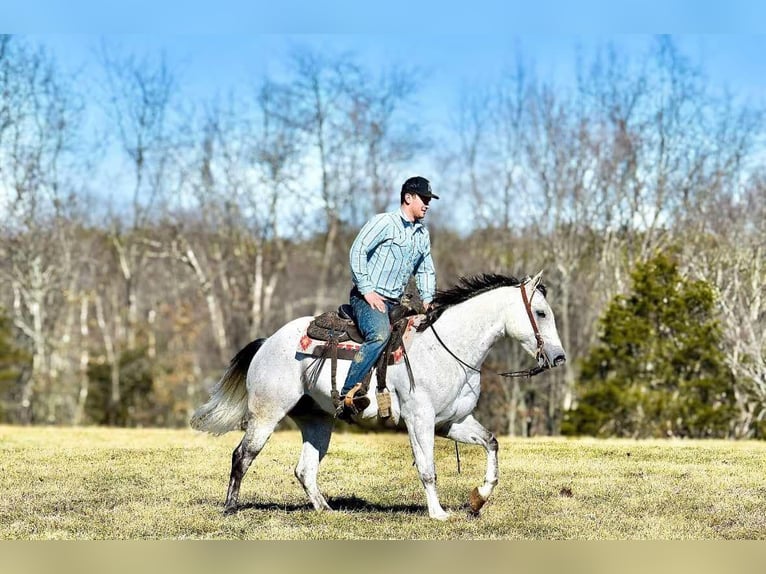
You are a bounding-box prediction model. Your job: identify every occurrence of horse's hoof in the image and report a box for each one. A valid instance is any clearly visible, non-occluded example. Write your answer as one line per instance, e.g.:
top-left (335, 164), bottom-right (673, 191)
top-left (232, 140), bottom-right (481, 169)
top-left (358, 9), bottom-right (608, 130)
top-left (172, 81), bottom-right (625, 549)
top-left (223, 505), bottom-right (238, 516)
top-left (469, 486), bottom-right (487, 514)
top-left (430, 510), bottom-right (451, 521)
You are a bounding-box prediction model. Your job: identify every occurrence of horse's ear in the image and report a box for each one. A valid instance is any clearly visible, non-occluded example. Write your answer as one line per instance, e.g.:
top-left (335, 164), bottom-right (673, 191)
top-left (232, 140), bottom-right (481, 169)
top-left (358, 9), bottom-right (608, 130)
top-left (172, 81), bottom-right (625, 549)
top-left (531, 270), bottom-right (544, 289)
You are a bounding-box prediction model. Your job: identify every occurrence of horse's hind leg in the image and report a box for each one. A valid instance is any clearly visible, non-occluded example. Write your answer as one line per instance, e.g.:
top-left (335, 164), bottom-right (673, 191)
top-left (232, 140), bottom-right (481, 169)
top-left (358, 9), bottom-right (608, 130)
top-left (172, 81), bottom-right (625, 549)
top-left (223, 413), bottom-right (279, 515)
top-left (290, 406), bottom-right (334, 511)
top-left (438, 415), bottom-right (498, 516)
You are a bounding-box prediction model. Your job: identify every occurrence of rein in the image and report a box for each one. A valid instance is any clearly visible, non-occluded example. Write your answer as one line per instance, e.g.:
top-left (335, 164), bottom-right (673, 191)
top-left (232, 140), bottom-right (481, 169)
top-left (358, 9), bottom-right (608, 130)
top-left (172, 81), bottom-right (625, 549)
top-left (428, 281), bottom-right (550, 379)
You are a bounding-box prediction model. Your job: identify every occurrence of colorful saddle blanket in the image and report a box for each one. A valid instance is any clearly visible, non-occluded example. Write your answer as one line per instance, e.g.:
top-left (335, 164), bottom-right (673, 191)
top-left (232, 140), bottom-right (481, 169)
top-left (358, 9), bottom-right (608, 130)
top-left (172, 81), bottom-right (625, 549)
top-left (298, 314), bottom-right (424, 365)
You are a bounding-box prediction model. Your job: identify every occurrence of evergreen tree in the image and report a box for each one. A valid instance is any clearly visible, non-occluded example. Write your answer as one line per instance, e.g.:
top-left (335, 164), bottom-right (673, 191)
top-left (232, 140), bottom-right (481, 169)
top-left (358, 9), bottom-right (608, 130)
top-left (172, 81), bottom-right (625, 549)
top-left (562, 251), bottom-right (736, 438)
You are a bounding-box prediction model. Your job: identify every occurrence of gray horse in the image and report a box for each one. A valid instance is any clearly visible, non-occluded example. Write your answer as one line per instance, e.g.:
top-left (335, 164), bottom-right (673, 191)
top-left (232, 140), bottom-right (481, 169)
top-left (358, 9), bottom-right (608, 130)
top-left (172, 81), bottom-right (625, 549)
top-left (191, 272), bottom-right (566, 520)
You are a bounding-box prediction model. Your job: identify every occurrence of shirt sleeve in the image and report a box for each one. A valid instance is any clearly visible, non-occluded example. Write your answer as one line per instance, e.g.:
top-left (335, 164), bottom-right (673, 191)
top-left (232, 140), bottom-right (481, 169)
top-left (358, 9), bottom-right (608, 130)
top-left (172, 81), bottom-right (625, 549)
top-left (414, 231), bottom-right (436, 303)
top-left (349, 214), bottom-right (391, 295)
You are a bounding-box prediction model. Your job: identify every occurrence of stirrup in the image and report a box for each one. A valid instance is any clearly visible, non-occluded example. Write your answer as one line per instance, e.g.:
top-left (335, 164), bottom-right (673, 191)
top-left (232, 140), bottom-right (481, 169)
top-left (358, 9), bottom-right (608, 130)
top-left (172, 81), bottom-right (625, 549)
top-left (335, 383), bottom-right (370, 419)
top-left (335, 400), bottom-right (370, 420)
top-left (343, 383), bottom-right (365, 408)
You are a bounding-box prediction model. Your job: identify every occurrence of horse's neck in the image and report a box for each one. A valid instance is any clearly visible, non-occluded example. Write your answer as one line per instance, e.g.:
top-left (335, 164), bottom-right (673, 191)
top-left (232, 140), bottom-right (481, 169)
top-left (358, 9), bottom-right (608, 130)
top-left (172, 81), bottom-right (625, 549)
top-left (430, 289), bottom-right (509, 369)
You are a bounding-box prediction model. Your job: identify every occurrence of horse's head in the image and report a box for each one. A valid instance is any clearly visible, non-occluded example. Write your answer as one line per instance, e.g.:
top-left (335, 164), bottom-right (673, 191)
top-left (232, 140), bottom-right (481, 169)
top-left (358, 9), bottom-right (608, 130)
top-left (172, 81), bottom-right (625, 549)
top-left (507, 271), bottom-right (566, 371)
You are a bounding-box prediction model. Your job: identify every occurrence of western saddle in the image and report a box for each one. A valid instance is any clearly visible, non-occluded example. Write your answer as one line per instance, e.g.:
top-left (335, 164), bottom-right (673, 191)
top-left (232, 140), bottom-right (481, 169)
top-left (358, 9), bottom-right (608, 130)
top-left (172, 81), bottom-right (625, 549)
top-left (304, 295), bottom-right (423, 418)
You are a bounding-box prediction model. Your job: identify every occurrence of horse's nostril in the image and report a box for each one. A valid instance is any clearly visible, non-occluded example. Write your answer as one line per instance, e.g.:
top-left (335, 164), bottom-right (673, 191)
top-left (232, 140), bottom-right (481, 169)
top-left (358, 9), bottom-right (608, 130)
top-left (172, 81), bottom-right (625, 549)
top-left (553, 354), bottom-right (566, 366)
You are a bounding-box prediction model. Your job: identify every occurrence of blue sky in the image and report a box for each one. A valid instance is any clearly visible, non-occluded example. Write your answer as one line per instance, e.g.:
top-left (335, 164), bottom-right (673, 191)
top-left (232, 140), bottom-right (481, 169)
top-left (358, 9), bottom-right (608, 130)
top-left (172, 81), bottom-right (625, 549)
top-left (13, 32), bottom-right (761, 225)
top-left (5, 1), bottom-right (766, 34)
top-left (25, 33), bottom-right (766, 132)
top-left (6, 3), bottom-right (766, 222)
top-left (8, 1), bottom-right (766, 114)
top-left (27, 34), bottom-right (766, 102)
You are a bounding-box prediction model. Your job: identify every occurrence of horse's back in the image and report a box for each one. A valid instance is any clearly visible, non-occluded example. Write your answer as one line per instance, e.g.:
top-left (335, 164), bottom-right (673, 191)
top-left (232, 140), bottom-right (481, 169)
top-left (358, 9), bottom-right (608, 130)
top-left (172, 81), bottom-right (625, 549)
top-left (246, 316), bottom-right (312, 389)
top-left (256, 316), bottom-right (312, 356)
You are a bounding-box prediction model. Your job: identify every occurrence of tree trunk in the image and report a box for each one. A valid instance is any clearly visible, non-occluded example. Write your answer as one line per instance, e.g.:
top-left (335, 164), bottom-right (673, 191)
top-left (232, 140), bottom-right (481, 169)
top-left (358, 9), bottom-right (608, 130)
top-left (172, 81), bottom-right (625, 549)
top-left (95, 293), bottom-right (120, 426)
top-left (556, 265), bottom-right (575, 411)
top-left (13, 278), bottom-right (47, 425)
top-left (181, 240), bottom-right (229, 364)
top-left (74, 295), bottom-right (90, 426)
top-left (251, 249), bottom-right (265, 336)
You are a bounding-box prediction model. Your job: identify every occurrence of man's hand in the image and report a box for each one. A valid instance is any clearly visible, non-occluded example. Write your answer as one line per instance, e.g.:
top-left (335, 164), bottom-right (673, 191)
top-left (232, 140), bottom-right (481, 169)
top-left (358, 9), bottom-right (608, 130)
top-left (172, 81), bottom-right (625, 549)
top-left (364, 291), bottom-right (387, 313)
top-left (423, 301), bottom-right (431, 312)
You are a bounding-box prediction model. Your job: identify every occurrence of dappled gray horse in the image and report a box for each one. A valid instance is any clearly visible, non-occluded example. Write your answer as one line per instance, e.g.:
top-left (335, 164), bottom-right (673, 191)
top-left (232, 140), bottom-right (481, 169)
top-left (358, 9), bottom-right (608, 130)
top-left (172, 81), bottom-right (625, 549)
top-left (191, 271), bottom-right (566, 520)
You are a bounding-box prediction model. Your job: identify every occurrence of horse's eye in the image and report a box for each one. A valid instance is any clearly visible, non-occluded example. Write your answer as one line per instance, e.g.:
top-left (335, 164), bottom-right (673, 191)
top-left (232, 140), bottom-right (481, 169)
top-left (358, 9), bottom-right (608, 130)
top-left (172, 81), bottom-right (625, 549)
top-left (535, 310), bottom-right (547, 319)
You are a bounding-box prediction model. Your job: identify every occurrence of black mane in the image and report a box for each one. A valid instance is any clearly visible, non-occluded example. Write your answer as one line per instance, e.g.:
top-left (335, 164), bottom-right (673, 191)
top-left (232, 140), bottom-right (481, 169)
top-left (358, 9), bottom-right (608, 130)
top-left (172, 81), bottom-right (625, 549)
top-left (418, 273), bottom-right (547, 330)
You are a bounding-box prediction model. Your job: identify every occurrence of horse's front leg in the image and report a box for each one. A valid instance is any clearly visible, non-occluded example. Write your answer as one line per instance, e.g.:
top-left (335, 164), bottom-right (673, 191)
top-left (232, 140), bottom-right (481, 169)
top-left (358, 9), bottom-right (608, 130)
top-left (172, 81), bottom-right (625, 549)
top-left (438, 414), bottom-right (498, 516)
top-left (405, 405), bottom-right (450, 521)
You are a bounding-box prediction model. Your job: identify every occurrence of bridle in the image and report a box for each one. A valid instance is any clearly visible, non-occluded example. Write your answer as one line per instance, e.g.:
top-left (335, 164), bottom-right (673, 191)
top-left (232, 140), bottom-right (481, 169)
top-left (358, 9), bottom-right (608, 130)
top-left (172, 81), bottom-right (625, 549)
top-left (428, 279), bottom-right (551, 379)
top-left (497, 278), bottom-right (552, 377)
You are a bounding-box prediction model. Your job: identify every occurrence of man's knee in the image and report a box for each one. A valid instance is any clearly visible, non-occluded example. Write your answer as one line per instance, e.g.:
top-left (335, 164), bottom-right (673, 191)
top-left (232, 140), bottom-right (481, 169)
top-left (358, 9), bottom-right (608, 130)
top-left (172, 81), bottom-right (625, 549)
top-left (372, 331), bottom-right (389, 343)
top-left (363, 320), bottom-right (390, 343)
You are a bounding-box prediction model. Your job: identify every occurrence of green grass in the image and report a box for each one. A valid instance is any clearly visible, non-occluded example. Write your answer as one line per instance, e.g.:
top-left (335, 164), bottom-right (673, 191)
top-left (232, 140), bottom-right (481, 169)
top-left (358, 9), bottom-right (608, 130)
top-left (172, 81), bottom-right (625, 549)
top-left (1, 425), bottom-right (765, 539)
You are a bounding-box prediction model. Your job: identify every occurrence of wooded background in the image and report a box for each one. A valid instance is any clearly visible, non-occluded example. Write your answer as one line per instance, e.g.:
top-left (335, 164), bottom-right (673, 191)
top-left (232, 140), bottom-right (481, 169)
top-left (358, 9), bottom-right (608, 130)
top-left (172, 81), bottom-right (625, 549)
top-left (0, 35), bottom-right (763, 437)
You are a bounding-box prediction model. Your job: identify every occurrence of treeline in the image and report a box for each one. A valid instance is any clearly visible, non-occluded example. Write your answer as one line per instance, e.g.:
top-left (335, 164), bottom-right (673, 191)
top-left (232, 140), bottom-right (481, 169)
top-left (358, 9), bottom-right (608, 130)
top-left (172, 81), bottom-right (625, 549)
top-left (0, 35), bottom-right (764, 436)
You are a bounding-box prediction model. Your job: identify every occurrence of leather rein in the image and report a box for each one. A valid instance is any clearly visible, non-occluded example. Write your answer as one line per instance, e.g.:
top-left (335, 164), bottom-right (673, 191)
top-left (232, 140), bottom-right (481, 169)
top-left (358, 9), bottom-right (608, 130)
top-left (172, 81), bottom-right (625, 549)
top-left (428, 281), bottom-right (550, 379)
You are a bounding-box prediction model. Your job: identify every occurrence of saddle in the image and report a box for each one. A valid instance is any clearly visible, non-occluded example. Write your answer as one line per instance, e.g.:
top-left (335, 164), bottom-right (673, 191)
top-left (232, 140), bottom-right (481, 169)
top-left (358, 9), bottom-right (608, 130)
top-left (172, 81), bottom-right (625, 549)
top-left (306, 305), bottom-right (364, 346)
top-left (301, 295), bottom-right (425, 418)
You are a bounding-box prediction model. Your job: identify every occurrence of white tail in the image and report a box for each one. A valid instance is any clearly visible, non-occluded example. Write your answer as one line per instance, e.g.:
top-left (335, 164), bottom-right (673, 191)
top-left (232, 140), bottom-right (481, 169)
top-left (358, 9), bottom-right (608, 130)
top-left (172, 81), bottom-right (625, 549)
top-left (189, 338), bottom-right (265, 435)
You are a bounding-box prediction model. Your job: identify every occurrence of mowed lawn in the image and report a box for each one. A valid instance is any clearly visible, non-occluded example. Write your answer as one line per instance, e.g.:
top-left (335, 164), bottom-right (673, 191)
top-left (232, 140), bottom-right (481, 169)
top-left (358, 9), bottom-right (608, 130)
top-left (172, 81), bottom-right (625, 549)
top-left (1, 425), bottom-right (765, 539)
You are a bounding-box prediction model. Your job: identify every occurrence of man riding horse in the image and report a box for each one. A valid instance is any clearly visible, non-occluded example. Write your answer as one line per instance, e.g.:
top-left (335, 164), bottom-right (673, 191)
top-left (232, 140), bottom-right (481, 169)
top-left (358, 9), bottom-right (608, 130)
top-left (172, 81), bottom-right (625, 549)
top-left (337, 176), bottom-right (438, 419)
top-left (190, 175), bottom-right (566, 520)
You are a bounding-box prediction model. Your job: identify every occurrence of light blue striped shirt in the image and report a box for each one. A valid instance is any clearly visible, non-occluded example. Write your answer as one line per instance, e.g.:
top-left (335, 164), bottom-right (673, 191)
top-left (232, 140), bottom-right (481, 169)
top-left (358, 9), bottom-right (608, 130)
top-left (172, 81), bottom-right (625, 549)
top-left (349, 208), bottom-right (436, 303)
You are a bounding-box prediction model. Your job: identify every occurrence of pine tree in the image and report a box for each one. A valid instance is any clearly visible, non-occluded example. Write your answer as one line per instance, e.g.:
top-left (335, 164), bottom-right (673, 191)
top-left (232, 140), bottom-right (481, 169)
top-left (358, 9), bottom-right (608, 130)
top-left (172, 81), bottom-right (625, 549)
top-left (562, 251), bottom-right (736, 438)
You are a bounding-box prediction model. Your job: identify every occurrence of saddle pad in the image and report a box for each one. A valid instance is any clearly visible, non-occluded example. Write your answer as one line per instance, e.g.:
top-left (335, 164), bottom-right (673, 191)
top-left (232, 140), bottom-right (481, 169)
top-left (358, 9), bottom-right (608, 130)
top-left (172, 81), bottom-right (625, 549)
top-left (297, 314), bottom-right (425, 364)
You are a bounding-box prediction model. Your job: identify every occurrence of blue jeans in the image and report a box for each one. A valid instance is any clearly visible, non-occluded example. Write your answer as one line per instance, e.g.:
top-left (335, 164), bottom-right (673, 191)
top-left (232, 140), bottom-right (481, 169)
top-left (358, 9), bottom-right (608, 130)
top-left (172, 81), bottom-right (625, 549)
top-left (340, 289), bottom-right (395, 396)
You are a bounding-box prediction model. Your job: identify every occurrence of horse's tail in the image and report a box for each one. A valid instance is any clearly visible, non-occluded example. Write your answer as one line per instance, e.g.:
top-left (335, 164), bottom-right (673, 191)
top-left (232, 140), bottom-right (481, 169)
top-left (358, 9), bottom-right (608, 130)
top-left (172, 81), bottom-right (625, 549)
top-left (190, 338), bottom-right (267, 435)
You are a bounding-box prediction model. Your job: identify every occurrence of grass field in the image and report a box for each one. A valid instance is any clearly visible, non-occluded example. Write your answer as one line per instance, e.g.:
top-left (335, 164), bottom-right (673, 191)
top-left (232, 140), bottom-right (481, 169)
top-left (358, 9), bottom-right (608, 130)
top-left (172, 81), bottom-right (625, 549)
top-left (1, 425), bottom-right (765, 540)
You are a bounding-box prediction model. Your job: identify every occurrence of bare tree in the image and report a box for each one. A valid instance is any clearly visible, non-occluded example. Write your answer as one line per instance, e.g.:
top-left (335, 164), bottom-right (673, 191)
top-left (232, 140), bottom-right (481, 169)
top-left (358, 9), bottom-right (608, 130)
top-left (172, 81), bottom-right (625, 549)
top-left (284, 50), bottom-right (365, 314)
top-left (168, 79), bottom-right (305, 364)
top-left (283, 49), bottom-right (425, 314)
top-left (96, 43), bottom-right (179, 423)
top-left (0, 37), bottom-right (82, 423)
top-left (248, 80), bottom-right (305, 335)
top-left (346, 67), bottom-right (425, 222)
top-left (690, 175), bottom-right (766, 436)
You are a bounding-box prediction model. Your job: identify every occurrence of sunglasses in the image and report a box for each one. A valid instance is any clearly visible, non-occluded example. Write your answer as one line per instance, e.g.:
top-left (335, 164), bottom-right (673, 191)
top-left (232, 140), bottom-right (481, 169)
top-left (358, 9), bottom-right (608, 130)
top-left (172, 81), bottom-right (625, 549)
top-left (416, 194), bottom-right (432, 205)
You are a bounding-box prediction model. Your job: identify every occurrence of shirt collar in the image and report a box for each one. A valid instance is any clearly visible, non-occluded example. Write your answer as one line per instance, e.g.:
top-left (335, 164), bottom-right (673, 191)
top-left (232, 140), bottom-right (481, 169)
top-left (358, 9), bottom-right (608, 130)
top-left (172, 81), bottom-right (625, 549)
top-left (398, 208), bottom-right (423, 230)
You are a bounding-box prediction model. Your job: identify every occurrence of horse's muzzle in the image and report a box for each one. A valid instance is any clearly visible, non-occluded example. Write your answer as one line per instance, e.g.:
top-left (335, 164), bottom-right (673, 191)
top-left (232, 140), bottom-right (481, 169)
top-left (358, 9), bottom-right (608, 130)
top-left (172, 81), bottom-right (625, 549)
top-left (538, 349), bottom-right (566, 369)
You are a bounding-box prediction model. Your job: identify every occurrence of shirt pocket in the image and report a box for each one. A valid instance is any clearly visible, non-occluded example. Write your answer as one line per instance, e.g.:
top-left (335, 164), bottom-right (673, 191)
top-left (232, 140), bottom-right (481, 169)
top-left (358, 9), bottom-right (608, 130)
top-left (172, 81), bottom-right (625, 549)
top-left (390, 234), bottom-right (415, 267)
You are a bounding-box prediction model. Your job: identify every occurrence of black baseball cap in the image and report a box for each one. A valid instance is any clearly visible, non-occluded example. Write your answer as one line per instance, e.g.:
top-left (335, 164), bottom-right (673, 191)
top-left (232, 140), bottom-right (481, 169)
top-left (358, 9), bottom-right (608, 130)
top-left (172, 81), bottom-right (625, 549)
top-left (402, 176), bottom-right (439, 199)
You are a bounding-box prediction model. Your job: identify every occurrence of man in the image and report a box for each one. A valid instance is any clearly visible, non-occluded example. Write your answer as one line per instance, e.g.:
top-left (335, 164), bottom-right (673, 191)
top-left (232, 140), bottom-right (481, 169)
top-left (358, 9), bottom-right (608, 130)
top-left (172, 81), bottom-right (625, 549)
top-left (337, 175), bottom-right (438, 417)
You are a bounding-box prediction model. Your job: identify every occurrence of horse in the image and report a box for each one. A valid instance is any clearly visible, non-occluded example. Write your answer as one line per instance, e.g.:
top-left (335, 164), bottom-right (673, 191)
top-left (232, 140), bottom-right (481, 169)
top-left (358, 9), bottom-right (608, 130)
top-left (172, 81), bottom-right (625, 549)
top-left (190, 271), bottom-right (566, 520)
